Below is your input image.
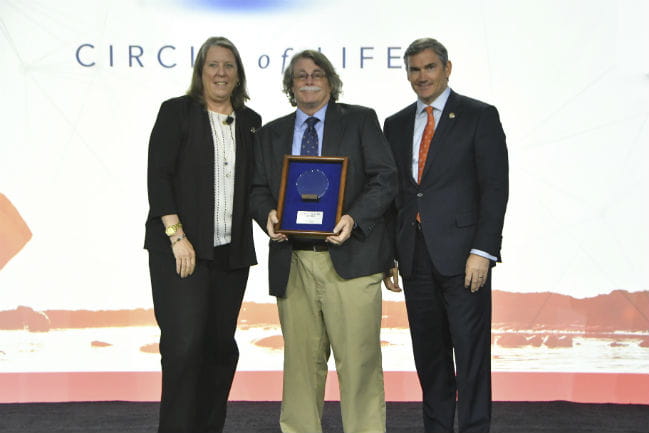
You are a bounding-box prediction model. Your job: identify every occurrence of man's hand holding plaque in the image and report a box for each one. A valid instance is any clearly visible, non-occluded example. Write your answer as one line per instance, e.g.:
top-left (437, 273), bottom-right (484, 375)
top-left (267, 209), bottom-right (288, 242)
top-left (325, 214), bottom-right (354, 245)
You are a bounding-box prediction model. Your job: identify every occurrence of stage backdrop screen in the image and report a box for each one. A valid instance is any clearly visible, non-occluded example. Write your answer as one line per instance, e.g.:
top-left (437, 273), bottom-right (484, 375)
top-left (1, 0), bottom-right (648, 404)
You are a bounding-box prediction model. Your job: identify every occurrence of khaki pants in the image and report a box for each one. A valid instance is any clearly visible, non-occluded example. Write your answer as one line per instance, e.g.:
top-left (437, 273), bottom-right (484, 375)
top-left (277, 250), bottom-right (386, 433)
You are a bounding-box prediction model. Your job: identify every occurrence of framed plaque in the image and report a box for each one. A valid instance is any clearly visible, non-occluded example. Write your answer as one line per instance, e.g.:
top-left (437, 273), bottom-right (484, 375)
top-left (276, 155), bottom-right (348, 238)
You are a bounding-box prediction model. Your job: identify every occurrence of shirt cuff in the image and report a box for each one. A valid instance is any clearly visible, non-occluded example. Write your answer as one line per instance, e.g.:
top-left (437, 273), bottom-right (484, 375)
top-left (470, 248), bottom-right (497, 262)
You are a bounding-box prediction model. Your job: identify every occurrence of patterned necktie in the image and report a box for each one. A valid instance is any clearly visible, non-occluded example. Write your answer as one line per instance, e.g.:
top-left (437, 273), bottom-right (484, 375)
top-left (417, 106), bottom-right (435, 183)
top-left (416, 106), bottom-right (435, 223)
top-left (300, 117), bottom-right (320, 156)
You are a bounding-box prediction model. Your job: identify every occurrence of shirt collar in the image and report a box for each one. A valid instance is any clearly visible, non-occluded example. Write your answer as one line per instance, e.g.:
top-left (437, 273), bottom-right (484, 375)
top-left (296, 103), bottom-right (328, 125)
top-left (416, 86), bottom-right (451, 114)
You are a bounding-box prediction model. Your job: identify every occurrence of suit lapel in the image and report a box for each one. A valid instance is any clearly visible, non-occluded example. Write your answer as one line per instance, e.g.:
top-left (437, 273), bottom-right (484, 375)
top-left (231, 109), bottom-right (250, 240)
top-left (233, 108), bottom-right (247, 165)
top-left (233, 108), bottom-right (254, 181)
top-left (321, 101), bottom-right (343, 156)
top-left (196, 105), bottom-right (214, 166)
top-left (274, 112), bottom-right (296, 158)
top-left (420, 90), bottom-right (460, 181)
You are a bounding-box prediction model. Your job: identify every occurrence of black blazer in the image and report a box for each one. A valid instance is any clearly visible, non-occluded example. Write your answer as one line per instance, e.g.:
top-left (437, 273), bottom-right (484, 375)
top-left (144, 95), bottom-right (261, 269)
top-left (384, 90), bottom-right (509, 278)
top-left (250, 101), bottom-right (397, 297)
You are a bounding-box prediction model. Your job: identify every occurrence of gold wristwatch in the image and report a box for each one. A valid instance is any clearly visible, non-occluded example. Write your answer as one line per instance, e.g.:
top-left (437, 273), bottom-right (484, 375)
top-left (165, 222), bottom-right (182, 236)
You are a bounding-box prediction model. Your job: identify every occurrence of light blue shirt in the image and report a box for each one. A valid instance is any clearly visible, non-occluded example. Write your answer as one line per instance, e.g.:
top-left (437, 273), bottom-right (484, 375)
top-left (412, 87), bottom-right (497, 262)
top-left (291, 104), bottom-right (328, 156)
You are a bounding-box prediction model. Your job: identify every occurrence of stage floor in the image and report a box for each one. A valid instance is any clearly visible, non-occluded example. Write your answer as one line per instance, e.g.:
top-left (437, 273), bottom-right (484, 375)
top-left (1, 401), bottom-right (648, 433)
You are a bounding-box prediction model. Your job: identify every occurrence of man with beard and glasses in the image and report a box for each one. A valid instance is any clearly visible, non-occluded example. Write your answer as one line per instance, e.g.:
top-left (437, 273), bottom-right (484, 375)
top-left (250, 50), bottom-right (397, 433)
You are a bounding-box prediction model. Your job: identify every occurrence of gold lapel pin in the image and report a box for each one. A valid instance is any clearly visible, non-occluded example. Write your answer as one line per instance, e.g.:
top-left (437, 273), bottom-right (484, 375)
top-left (449, 112), bottom-right (456, 119)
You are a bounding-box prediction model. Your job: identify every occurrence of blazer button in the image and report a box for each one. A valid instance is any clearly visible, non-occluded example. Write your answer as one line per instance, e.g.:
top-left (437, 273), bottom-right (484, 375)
top-left (417, 193), bottom-right (423, 197)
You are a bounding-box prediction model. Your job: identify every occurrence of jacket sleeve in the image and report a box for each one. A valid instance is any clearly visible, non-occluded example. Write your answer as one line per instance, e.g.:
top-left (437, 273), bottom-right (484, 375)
top-left (346, 109), bottom-right (398, 238)
top-left (248, 127), bottom-right (277, 233)
top-left (382, 117), bottom-right (399, 263)
top-left (147, 99), bottom-right (185, 220)
top-left (473, 104), bottom-right (509, 259)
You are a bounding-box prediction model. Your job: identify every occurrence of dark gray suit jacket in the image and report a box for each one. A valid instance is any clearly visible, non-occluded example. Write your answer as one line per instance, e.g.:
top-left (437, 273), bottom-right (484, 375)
top-left (250, 101), bottom-right (397, 297)
top-left (384, 90), bottom-right (509, 278)
top-left (145, 95), bottom-right (261, 269)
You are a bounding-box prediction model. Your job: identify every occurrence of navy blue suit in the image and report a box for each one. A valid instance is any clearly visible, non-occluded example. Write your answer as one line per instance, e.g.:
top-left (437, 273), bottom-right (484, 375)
top-left (384, 90), bottom-right (508, 432)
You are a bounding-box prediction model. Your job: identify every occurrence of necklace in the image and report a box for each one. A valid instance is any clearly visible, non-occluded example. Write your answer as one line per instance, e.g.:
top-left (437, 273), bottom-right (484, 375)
top-left (208, 111), bottom-right (235, 166)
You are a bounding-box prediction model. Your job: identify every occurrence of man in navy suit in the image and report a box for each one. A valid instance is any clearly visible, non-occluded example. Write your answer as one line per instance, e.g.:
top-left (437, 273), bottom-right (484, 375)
top-left (383, 38), bottom-right (509, 432)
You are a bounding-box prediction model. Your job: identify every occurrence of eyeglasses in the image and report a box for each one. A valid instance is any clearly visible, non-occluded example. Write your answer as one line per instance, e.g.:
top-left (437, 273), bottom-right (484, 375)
top-left (293, 71), bottom-right (326, 81)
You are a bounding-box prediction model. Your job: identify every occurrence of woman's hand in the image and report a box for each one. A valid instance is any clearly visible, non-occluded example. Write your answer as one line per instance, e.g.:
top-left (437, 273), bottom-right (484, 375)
top-left (161, 214), bottom-right (195, 278)
top-left (171, 236), bottom-right (196, 278)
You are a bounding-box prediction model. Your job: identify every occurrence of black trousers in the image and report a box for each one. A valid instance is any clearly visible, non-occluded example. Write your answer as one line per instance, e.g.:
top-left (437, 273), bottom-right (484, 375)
top-left (149, 245), bottom-right (249, 433)
top-left (403, 231), bottom-right (492, 433)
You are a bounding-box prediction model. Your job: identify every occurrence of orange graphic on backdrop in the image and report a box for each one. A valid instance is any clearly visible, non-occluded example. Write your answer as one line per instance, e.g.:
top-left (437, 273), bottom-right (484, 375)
top-left (0, 193), bottom-right (32, 270)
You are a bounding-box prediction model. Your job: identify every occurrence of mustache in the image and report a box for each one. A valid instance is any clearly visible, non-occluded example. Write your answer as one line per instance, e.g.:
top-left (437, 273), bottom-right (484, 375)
top-left (298, 86), bottom-right (322, 92)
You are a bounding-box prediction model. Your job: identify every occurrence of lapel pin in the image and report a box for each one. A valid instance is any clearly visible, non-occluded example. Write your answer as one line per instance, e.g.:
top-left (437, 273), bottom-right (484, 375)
top-left (250, 127), bottom-right (256, 133)
top-left (449, 112), bottom-right (456, 119)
